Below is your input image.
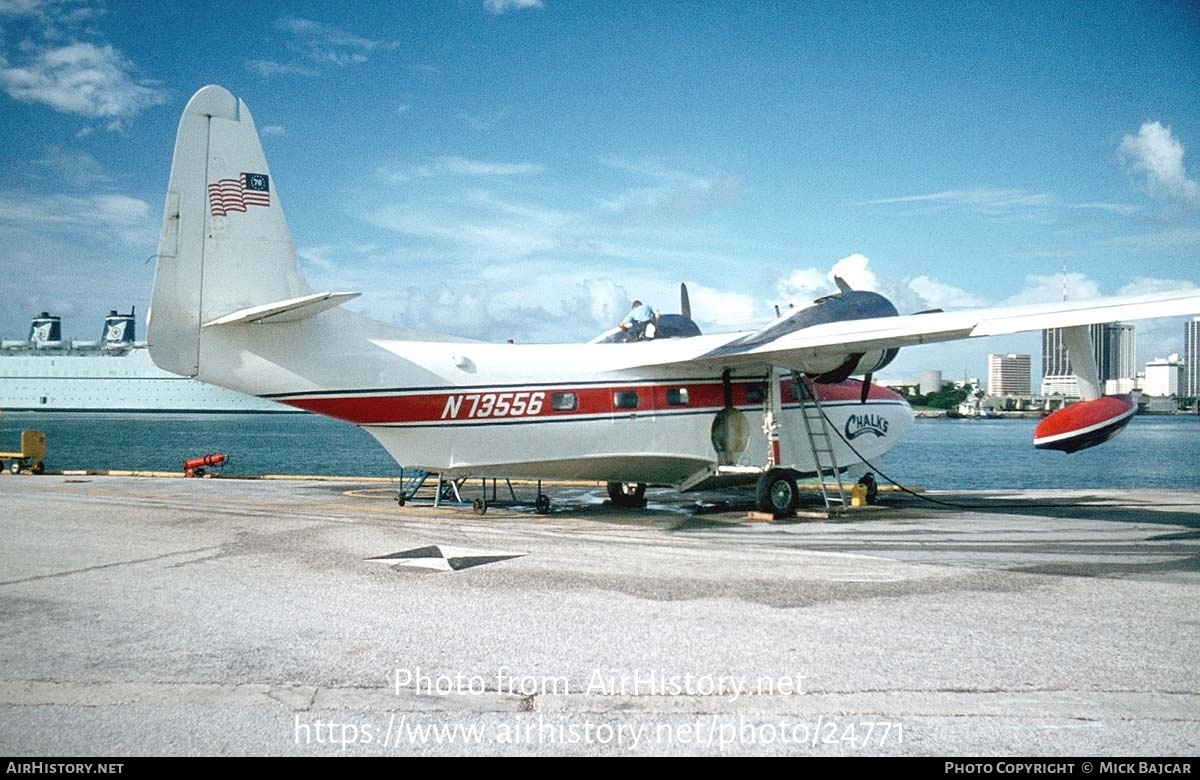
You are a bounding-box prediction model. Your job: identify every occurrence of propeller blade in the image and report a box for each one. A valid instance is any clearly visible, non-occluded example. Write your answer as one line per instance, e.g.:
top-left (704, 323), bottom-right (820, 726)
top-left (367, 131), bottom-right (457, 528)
top-left (860, 373), bottom-right (872, 404)
top-left (680, 283), bottom-right (691, 319)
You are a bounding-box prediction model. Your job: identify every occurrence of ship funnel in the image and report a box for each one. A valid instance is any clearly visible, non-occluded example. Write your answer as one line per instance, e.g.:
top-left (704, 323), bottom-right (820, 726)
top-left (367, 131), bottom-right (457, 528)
top-left (102, 307), bottom-right (137, 347)
top-left (29, 312), bottom-right (62, 345)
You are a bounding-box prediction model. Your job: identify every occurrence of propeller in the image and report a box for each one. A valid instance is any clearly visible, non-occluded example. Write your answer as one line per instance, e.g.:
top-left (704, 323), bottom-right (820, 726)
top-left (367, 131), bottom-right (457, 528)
top-left (680, 283), bottom-right (691, 320)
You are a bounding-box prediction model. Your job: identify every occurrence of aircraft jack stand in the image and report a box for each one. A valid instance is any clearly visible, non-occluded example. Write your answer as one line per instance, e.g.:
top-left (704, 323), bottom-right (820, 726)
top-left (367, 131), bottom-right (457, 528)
top-left (394, 468), bottom-right (552, 515)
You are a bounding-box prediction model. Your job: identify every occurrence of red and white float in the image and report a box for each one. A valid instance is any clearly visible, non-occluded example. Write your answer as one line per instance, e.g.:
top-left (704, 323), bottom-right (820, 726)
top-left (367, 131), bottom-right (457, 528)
top-left (1033, 395), bottom-right (1136, 453)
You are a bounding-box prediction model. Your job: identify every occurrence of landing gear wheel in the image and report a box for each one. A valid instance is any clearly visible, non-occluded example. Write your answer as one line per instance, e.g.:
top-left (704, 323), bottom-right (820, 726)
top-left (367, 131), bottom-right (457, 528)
top-left (756, 469), bottom-right (798, 514)
top-left (395, 494), bottom-right (406, 507)
top-left (9, 461), bottom-right (20, 475)
top-left (607, 481), bottom-right (647, 508)
top-left (31, 461), bottom-right (44, 475)
top-left (472, 497), bottom-right (488, 515)
top-left (857, 473), bottom-right (878, 505)
top-left (535, 493), bottom-right (551, 514)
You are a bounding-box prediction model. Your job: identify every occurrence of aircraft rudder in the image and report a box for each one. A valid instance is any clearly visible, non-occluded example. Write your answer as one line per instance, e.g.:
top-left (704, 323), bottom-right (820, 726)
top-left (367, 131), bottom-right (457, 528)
top-left (149, 85), bottom-right (312, 376)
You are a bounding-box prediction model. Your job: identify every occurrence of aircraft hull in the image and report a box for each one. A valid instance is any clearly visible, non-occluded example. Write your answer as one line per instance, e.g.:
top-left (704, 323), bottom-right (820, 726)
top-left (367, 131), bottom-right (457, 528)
top-left (272, 375), bottom-right (913, 487)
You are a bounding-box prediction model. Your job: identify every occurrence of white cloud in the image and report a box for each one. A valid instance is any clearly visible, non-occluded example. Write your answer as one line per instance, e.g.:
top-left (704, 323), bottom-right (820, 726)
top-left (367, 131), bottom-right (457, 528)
top-left (0, 41), bottom-right (167, 117)
top-left (599, 157), bottom-right (744, 219)
top-left (379, 155), bottom-right (543, 182)
top-left (684, 284), bottom-right (761, 329)
top-left (260, 125), bottom-right (286, 136)
top-left (857, 188), bottom-right (1057, 213)
top-left (247, 59), bottom-right (319, 78)
top-left (34, 144), bottom-right (111, 187)
top-left (1116, 277), bottom-right (1199, 296)
top-left (774, 253), bottom-right (879, 305)
top-left (277, 16), bottom-right (398, 66)
top-left (1119, 121), bottom-right (1200, 206)
top-left (0, 190), bottom-right (154, 244)
top-left (1001, 272), bottom-right (1103, 305)
top-left (483, 0), bottom-right (544, 14)
top-left (250, 16), bottom-right (398, 77)
top-left (829, 253), bottom-right (878, 291)
top-left (775, 267), bottom-right (830, 303)
top-left (907, 275), bottom-right (987, 309)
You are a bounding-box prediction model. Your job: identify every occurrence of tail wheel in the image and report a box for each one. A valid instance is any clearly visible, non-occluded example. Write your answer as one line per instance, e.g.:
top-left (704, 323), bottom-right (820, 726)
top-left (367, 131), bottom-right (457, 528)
top-left (607, 481), bottom-right (647, 507)
top-left (756, 469), bottom-right (798, 514)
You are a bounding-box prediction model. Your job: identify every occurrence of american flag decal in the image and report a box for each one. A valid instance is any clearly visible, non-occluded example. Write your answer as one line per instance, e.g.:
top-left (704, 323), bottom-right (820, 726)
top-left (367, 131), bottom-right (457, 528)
top-left (208, 172), bottom-right (271, 217)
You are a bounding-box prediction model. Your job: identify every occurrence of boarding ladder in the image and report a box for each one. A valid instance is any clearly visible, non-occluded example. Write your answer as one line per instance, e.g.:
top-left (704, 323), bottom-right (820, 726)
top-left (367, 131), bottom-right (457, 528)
top-left (795, 376), bottom-right (848, 513)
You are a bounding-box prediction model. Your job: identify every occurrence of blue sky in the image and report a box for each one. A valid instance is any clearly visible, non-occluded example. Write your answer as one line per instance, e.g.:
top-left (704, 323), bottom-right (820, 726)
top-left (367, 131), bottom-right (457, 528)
top-left (1, 0), bottom-right (1198, 382)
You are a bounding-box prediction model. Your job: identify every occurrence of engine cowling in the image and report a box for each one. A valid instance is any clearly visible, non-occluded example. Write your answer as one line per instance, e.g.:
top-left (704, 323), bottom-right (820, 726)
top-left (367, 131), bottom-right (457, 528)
top-left (1033, 395), bottom-right (1136, 453)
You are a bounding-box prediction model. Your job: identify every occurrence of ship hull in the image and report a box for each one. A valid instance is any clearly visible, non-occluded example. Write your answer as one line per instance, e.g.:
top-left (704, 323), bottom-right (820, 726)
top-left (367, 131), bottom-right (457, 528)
top-left (0, 347), bottom-right (293, 413)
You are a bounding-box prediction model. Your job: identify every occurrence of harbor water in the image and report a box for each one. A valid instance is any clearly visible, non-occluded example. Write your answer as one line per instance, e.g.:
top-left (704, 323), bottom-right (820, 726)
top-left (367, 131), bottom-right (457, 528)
top-left (1, 410), bottom-right (1197, 490)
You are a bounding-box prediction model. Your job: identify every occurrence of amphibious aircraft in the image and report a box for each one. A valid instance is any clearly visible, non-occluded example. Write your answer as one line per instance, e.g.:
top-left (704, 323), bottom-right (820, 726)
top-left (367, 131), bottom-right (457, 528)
top-left (148, 86), bottom-right (1200, 513)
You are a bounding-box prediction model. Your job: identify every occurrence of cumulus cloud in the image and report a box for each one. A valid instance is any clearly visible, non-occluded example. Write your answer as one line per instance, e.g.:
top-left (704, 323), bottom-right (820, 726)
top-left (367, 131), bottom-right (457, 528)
top-left (0, 41), bottom-right (167, 117)
top-left (774, 253), bottom-right (879, 304)
top-left (1001, 272), bottom-right (1103, 305)
top-left (1119, 121), bottom-right (1200, 206)
top-left (484, 0), bottom-right (544, 14)
top-left (907, 275), bottom-right (987, 309)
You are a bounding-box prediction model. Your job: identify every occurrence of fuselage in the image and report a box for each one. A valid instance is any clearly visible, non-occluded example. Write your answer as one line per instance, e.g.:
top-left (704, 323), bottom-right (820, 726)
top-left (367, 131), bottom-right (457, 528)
top-left (210, 325), bottom-right (915, 488)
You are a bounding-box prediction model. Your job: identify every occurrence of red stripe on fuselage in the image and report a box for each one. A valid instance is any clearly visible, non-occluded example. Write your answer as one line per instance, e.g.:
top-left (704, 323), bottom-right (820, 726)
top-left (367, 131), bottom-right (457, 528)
top-left (274, 378), bottom-right (906, 426)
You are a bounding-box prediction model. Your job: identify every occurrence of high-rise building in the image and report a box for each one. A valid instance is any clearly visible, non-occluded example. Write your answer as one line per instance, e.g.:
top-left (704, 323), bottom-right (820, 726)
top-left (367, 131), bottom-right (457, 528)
top-left (989, 353), bottom-right (1031, 395)
top-left (1102, 323), bottom-right (1136, 381)
top-left (1041, 322), bottom-right (1134, 396)
top-left (1186, 318), bottom-right (1200, 398)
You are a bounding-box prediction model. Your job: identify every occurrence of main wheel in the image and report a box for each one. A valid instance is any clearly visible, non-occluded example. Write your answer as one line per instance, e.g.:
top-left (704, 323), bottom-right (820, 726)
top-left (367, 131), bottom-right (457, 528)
top-left (472, 497), bottom-right (488, 515)
top-left (31, 461), bottom-right (44, 475)
top-left (535, 493), bottom-right (551, 514)
top-left (755, 469), bottom-right (798, 514)
top-left (9, 461), bottom-right (20, 475)
top-left (606, 481), bottom-right (646, 507)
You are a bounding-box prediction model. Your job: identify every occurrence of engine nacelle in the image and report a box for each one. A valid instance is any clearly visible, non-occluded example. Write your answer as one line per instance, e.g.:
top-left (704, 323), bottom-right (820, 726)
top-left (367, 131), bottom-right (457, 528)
top-left (852, 348), bottom-right (899, 375)
top-left (1034, 395), bottom-right (1135, 453)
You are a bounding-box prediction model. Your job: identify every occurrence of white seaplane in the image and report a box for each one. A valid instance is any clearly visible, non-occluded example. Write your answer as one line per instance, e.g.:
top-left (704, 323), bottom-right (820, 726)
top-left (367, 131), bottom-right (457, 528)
top-left (148, 86), bottom-right (1200, 513)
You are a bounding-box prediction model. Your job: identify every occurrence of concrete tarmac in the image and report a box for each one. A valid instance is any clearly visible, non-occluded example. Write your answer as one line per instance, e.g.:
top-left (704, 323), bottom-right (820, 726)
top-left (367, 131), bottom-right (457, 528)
top-left (1, 475), bottom-right (1198, 756)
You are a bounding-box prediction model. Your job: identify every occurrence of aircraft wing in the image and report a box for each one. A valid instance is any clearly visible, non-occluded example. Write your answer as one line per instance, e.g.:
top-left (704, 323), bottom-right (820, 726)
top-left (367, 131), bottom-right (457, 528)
top-left (623, 288), bottom-right (1200, 372)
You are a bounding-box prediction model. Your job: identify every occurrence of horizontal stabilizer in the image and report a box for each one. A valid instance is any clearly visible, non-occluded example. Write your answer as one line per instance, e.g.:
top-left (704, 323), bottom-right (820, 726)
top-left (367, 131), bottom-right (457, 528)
top-left (202, 292), bottom-right (361, 327)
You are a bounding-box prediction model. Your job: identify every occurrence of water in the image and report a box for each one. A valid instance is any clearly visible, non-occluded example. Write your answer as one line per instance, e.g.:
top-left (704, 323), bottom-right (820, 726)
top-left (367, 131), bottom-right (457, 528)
top-left (2, 411), bottom-right (1198, 490)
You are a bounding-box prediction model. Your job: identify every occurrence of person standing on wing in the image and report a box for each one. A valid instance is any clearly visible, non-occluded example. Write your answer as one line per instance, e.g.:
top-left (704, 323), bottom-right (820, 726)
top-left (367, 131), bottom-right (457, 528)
top-left (619, 300), bottom-right (660, 341)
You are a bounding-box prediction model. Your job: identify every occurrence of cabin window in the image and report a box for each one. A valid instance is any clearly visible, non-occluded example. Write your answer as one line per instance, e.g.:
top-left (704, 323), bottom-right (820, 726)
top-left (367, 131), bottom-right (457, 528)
top-left (745, 384), bottom-right (766, 404)
top-left (613, 391), bottom-right (639, 409)
top-left (550, 392), bottom-right (578, 411)
top-left (666, 388), bottom-right (689, 406)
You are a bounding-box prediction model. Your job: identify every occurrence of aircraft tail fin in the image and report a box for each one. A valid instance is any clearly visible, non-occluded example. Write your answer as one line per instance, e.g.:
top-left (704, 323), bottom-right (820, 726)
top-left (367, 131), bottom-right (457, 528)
top-left (149, 85), bottom-right (317, 376)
